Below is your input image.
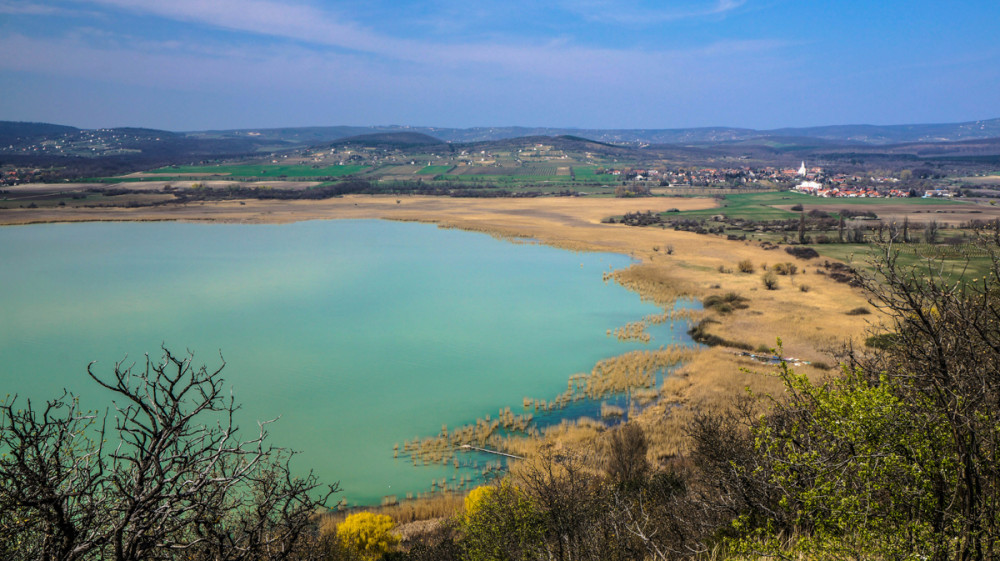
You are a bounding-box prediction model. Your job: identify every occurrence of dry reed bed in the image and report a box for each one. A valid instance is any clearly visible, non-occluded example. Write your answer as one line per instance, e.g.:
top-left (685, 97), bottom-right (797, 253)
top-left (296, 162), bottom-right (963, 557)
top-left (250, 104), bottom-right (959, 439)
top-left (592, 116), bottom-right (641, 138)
top-left (395, 346), bottom-right (695, 470)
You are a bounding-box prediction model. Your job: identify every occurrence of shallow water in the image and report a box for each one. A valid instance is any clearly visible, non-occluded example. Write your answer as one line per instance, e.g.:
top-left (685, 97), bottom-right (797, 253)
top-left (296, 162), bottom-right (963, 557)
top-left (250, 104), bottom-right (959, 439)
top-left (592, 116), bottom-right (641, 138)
top-left (0, 219), bottom-right (692, 504)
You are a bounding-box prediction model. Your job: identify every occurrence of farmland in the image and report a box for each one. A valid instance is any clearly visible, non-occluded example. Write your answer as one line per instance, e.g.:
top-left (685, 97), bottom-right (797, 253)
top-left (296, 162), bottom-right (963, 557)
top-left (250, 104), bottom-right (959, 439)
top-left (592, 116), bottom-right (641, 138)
top-left (146, 164), bottom-right (370, 178)
top-left (669, 191), bottom-right (963, 220)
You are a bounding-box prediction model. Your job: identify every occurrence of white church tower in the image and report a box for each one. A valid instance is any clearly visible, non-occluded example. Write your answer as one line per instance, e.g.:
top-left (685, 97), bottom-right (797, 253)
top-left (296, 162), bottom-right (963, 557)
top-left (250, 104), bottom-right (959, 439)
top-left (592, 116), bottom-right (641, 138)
top-left (798, 161), bottom-right (807, 176)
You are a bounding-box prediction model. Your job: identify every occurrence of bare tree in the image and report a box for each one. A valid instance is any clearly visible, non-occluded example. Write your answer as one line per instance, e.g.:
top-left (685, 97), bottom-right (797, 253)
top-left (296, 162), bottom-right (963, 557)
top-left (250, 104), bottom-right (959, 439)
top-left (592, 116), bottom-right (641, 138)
top-left (0, 348), bottom-right (337, 561)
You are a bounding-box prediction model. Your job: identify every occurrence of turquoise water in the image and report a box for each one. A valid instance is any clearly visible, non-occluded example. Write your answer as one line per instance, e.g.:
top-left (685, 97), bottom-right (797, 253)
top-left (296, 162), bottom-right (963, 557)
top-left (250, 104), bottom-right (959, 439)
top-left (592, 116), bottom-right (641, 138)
top-left (0, 220), bottom-right (691, 504)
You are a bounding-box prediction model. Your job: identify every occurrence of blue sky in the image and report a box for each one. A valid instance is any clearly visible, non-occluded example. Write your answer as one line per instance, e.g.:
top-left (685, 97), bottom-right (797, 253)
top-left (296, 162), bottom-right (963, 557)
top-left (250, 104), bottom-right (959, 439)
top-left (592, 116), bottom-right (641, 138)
top-left (1, 0), bottom-right (998, 131)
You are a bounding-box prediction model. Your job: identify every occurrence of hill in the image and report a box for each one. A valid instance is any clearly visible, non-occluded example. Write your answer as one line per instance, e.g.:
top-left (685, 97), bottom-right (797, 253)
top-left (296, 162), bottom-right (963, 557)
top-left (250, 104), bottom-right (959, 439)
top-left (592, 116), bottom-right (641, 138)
top-left (332, 132), bottom-right (446, 148)
top-left (0, 121), bottom-right (79, 147)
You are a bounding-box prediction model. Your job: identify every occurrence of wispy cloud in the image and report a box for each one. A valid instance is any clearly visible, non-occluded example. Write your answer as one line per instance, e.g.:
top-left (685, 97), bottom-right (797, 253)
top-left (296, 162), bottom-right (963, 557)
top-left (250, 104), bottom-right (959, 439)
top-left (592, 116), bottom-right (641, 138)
top-left (0, 1), bottom-right (63, 15)
top-left (1, 0), bottom-right (802, 128)
top-left (60, 0), bottom-right (781, 75)
top-left (559, 0), bottom-right (747, 25)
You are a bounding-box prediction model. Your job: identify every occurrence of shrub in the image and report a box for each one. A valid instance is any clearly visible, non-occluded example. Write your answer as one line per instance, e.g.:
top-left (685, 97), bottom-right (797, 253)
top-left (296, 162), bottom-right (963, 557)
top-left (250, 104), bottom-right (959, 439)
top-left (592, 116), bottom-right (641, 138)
top-left (846, 306), bottom-right (871, 315)
top-left (773, 262), bottom-right (797, 276)
top-left (689, 319), bottom-right (754, 350)
top-left (606, 423), bottom-right (650, 485)
top-left (703, 292), bottom-right (750, 314)
top-left (464, 486), bottom-right (493, 518)
top-left (762, 271), bottom-right (779, 290)
top-left (865, 333), bottom-right (899, 349)
top-left (785, 246), bottom-right (820, 259)
top-left (738, 259), bottom-right (755, 273)
top-left (337, 512), bottom-right (399, 561)
top-left (799, 284), bottom-right (810, 292)
top-left (460, 482), bottom-right (545, 561)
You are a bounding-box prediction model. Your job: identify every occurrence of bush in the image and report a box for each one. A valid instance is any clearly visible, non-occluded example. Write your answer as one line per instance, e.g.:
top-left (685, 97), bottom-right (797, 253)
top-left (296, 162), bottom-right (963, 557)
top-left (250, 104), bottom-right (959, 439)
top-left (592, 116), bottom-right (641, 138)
top-left (464, 486), bottom-right (493, 518)
top-left (785, 246), bottom-right (820, 259)
top-left (738, 259), bottom-right (755, 273)
top-left (606, 423), bottom-right (650, 485)
top-left (703, 292), bottom-right (750, 314)
top-left (762, 271), bottom-right (779, 290)
top-left (865, 333), bottom-right (899, 349)
top-left (846, 306), bottom-right (871, 315)
top-left (773, 262), bottom-right (798, 276)
top-left (337, 512), bottom-right (399, 561)
top-left (460, 482), bottom-right (545, 561)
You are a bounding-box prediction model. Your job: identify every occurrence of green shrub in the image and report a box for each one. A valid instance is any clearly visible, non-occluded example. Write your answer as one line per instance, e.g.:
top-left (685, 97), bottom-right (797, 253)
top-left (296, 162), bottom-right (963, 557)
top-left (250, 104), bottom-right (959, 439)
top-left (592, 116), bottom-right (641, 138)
top-left (460, 482), bottom-right (545, 561)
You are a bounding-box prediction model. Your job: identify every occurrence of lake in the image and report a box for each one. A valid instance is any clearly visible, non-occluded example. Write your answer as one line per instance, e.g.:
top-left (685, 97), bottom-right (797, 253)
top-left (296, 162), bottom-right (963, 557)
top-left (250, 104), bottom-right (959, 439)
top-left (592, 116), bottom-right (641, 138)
top-left (0, 219), bottom-right (692, 504)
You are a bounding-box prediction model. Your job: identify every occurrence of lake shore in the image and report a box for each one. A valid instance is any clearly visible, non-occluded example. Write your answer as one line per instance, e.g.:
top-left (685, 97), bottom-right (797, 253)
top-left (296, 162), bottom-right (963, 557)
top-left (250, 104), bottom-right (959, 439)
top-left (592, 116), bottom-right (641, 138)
top-left (0, 194), bottom-right (873, 467)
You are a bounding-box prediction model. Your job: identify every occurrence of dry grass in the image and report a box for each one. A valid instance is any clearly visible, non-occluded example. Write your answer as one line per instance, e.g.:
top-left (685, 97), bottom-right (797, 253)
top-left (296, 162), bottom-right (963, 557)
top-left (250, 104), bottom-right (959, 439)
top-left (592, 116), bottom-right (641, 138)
top-left (318, 491), bottom-right (465, 536)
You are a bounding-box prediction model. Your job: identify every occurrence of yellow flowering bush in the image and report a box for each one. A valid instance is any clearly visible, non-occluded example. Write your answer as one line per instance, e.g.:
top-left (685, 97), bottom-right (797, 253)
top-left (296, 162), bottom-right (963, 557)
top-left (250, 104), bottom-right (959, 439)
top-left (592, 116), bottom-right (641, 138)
top-left (336, 512), bottom-right (399, 561)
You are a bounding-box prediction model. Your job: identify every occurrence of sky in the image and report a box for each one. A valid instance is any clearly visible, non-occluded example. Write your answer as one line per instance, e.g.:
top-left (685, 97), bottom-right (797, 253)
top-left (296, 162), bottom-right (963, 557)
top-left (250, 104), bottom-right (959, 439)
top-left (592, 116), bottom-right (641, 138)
top-left (1, 0), bottom-right (998, 131)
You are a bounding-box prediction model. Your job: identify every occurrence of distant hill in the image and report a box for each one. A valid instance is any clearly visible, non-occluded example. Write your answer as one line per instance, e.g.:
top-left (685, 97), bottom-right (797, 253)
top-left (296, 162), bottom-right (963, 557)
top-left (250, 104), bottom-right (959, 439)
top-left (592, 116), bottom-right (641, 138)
top-left (5, 118), bottom-right (1000, 152)
top-left (765, 120), bottom-right (1000, 144)
top-left (0, 121), bottom-right (79, 147)
top-left (332, 131), bottom-right (445, 148)
top-left (4, 118), bottom-right (1000, 180)
top-left (188, 119), bottom-right (1000, 146)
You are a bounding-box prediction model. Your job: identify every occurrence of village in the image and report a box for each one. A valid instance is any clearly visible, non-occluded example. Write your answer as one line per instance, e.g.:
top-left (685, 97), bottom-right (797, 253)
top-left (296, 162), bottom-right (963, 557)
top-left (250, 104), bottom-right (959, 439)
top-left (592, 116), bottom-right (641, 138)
top-left (595, 161), bottom-right (956, 199)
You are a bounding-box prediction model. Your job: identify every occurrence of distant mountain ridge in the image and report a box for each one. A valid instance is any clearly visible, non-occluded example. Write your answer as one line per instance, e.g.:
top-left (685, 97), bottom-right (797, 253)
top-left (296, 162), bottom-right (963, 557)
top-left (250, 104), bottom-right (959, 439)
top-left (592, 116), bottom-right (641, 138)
top-left (3, 118), bottom-right (999, 150)
top-left (194, 118), bottom-right (1000, 146)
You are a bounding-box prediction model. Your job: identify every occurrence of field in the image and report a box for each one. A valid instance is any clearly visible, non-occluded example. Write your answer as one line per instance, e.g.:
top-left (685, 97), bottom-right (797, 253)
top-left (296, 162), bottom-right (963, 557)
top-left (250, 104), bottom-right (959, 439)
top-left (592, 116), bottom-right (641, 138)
top-left (416, 165), bottom-right (453, 175)
top-left (811, 242), bottom-right (996, 281)
top-left (146, 164), bottom-right (369, 178)
top-left (672, 191), bottom-right (967, 220)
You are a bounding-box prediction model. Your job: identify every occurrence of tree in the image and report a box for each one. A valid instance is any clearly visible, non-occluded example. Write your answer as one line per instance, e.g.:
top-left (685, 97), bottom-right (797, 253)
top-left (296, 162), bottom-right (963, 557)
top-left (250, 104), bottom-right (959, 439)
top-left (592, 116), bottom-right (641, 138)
top-left (605, 423), bottom-right (649, 486)
top-left (924, 219), bottom-right (939, 244)
top-left (0, 348), bottom-right (336, 561)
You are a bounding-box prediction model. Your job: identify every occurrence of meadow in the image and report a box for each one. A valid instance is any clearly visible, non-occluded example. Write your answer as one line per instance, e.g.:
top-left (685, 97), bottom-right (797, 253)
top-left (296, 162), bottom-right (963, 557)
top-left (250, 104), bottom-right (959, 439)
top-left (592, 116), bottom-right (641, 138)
top-left (671, 190), bottom-right (962, 220)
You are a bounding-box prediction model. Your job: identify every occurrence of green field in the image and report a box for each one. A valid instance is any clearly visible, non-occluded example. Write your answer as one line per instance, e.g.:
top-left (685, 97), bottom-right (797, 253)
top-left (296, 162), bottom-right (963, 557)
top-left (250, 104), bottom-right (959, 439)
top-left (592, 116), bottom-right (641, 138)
top-left (673, 191), bottom-right (960, 220)
top-left (151, 164), bottom-right (369, 178)
top-left (416, 165), bottom-right (453, 175)
top-left (810, 243), bottom-right (994, 282)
